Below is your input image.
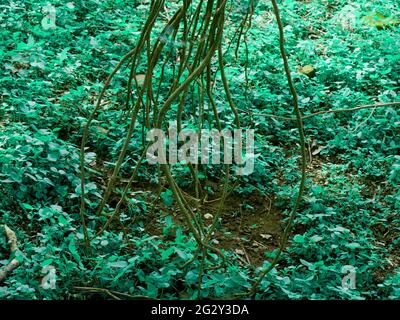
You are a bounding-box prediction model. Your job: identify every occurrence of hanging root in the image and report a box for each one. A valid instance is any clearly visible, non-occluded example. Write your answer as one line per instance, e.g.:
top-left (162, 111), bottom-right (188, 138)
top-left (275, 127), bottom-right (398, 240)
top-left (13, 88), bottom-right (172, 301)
top-left (235, 0), bottom-right (307, 298)
top-left (79, 0), bottom-right (267, 298)
top-left (80, 1), bottom-right (241, 249)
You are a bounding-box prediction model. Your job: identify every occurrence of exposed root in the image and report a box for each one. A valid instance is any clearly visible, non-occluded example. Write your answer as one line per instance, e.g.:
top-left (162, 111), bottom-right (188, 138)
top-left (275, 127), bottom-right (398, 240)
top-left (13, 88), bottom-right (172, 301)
top-left (0, 225), bottom-right (20, 282)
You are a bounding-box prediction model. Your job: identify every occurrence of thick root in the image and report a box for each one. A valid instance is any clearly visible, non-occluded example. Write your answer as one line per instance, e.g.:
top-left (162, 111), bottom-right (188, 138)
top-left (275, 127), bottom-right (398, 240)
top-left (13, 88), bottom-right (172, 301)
top-left (0, 225), bottom-right (20, 282)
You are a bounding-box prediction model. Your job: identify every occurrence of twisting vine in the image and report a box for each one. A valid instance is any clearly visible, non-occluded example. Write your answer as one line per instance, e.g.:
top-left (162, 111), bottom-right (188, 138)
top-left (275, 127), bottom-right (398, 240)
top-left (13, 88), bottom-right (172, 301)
top-left (79, 0), bottom-right (308, 299)
top-left (79, 0), bottom-right (252, 292)
top-left (246, 0), bottom-right (307, 296)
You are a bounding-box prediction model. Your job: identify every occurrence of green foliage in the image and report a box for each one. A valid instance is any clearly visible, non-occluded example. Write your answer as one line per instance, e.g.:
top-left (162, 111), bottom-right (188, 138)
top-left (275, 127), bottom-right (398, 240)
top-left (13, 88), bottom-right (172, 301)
top-left (1, 0), bottom-right (399, 300)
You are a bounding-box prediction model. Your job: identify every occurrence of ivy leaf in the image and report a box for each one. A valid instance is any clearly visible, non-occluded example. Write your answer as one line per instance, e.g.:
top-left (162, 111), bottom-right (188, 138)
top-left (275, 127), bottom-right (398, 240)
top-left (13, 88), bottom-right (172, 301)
top-left (160, 189), bottom-right (174, 206)
top-left (57, 215), bottom-right (69, 226)
top-left (346, 242), bottom-right (362, 249)
top-left (310, 235), bottom-right (324, 243)
top-left (293, 234), bottom-right (306, 243)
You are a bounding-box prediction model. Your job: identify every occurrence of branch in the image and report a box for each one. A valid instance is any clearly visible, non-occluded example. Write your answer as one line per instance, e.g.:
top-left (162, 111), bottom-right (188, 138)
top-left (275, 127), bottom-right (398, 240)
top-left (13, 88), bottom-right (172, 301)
top-left (245, 101), bottom-right (400, 121)
top-left (73, 286), bottom-right (158, 300)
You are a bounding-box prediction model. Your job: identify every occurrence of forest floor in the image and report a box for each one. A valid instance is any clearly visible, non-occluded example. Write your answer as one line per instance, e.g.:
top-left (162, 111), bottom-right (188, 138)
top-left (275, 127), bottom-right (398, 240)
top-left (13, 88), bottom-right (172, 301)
top-left (1, 0), bottom-right (399, 299)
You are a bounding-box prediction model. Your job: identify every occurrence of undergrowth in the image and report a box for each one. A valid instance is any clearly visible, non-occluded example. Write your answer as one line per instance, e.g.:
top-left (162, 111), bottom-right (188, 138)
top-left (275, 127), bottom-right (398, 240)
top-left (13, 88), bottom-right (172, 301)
top-left (0, 0), bottom-right (399, 299)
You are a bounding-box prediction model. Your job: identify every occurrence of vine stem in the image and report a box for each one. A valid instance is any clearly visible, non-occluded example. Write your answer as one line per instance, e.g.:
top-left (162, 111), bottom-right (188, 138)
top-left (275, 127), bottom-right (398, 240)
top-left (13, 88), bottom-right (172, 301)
top-left (73, 286), bottom-right (158, 300)
top-left (247, 0), bottom-right (307, 296)
top-left (78, 0), bottom-right (166, 248)
top-left (241, 101), bottom-right (400, 121)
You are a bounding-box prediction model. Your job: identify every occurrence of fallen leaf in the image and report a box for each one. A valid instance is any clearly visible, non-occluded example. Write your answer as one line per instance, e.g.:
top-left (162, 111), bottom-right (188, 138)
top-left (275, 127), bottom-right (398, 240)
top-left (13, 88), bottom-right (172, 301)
top-left (204, 213), bottom-right (213, 220)
top-left (298, 65), bottom-right (316, 77)
top-left (312, 145), bottom-right (327, 156)
top-left (135, 74), bottom-right (146, 86)
top-left (235, 249), bottom-right (245, 256)
top-left (260, 233), bottom-right (272, 240)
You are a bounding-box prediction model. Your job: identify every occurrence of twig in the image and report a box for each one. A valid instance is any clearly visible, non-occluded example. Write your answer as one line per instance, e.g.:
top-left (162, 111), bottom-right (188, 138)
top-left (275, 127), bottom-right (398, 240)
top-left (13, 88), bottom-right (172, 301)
top-left (349, 106), bottom-right (377, 133)
top-left (247, 0), bottom-right (307, 296)
top-left (243, 101), bottom-right (400, 121)
top-left (73, 286), bottom-right (158, 300)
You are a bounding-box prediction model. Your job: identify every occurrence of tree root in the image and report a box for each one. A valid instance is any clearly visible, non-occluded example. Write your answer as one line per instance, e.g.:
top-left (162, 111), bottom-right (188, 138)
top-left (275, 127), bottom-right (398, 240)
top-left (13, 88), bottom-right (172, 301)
top-left (0, 225), bottom-right (20, 282)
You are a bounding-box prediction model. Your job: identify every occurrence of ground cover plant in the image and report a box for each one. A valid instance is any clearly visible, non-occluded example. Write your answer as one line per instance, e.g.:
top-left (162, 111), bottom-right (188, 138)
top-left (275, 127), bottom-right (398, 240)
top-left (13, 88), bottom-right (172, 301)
top-left (0, 0), bottom-right (399, 300)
